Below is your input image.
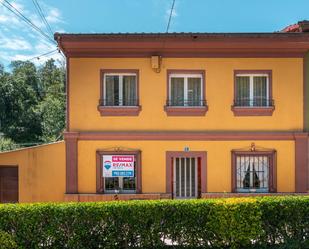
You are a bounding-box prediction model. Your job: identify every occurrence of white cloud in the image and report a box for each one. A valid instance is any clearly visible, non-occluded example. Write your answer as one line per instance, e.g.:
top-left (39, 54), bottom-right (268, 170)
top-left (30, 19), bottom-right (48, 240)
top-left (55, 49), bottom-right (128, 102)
top-left (0, 15), bottom-right (9, 22)
top-left (10, 1), bottom-right (24, 11)
top-left (0, 0), bottom-right (65, 66)
top-left (46, 8), bottom-right (62, 23)
top-left (166, 8), bottom-right (177, 18)
top-left (0, 37), bottom-right (32, 50)
top-left (35, 40), bottom-right (55, 51)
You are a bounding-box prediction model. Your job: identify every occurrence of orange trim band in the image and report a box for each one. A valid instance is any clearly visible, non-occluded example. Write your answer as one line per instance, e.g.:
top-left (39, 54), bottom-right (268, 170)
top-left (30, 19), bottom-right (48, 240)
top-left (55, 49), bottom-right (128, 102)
top-left (63, 131), bottom-right (306, 141)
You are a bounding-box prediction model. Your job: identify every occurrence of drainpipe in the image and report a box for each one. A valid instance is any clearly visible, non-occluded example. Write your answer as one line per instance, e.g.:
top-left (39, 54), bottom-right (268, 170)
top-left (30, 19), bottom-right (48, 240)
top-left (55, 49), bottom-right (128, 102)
top-left (305, 50), bottom-right (309, 131)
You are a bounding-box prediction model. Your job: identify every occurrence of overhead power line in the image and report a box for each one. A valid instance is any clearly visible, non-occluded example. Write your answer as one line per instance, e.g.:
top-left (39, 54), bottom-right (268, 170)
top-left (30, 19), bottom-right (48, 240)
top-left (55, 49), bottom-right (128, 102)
top-left (31, 0), bottom-right (54, 38)
top-left (28, 49), bottom-right (59, 61)
top-left (166, 0), bottom-right (176, 33)
top-left (1, 0), bottom-right (55, 44)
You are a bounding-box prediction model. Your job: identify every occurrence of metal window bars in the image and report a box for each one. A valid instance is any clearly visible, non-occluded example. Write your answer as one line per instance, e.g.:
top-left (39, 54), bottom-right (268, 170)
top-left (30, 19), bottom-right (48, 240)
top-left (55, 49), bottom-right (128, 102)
top-left (166, 99), bottom-right (207, 107)
top-left (233, 97), bottom-right (274, 107)
top-left (99, 98), bottom-right (139, 107)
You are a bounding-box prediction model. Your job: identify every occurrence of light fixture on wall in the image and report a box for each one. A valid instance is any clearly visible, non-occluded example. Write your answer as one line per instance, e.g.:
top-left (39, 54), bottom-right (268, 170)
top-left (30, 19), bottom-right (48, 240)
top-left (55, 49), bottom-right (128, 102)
top-left (151, 55), bottom-right (161, 73)
top-left (250, 143), bottom-right (256, 152)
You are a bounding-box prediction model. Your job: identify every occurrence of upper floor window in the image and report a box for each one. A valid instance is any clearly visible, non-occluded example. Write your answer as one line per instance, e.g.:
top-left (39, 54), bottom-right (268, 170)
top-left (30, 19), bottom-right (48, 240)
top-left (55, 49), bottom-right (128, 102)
top-left (168, 73), bottom-right (205, 107)
top-left (235, 74), bottom-right (272, 107)
top-left (104, 73), bottom-right (137, 106)
top-left (164, 70), bottom-right (208, 116)
top-left (98, 70), bottom-right (141, 116)
top-left (232, 70), bottom-right (274, 116)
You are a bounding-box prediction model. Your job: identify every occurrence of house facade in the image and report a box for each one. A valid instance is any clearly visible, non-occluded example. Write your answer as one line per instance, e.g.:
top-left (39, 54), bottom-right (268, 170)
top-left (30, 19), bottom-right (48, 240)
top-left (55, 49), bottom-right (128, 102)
top-left (1, 21), bottom-right (309, 202)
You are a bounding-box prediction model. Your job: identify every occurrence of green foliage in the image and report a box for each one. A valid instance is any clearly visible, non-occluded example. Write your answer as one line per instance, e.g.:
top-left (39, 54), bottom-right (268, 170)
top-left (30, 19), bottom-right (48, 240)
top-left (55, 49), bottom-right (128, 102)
top-left (0, 230), bottom-right (17, 249)
top-left (0, 137), bottom-right (19, 152)
top-left (38, 94), bottom-right (65, 142)
top-left (0, 59), bottom-right (65, 146)
top-left (0, 197), bottom-right (308, 248)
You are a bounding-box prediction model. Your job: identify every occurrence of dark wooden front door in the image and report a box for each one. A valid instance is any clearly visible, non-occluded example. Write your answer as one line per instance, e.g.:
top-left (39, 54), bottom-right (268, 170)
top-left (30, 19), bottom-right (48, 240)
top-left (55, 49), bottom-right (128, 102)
top-left (0, 167), bottom-right (18, 203)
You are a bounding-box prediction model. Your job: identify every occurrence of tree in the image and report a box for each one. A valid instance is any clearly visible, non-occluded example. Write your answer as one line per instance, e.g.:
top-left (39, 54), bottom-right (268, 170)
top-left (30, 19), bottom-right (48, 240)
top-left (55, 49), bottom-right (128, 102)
top-left (0, 59), bottom-right (66, 147)
top-left (38, 94), bottom-right (65, 142)
top-left (0, 137), bottom-right (19, 152)
top-left (37, 59), bottom-right (66, 142)
top-left (10, 61), bottom-right (40, 98)
top-left (0, 64), bottom-right (42, 143)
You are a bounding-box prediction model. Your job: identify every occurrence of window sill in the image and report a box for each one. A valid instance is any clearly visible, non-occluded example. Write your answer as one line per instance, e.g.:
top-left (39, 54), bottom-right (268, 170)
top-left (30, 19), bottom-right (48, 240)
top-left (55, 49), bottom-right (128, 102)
top-left (164, 105), bottom-right (208, 116)
top-left (97, 105), bottom-right (142, 116)
top-left (231, 106), bottom-right (275, 116)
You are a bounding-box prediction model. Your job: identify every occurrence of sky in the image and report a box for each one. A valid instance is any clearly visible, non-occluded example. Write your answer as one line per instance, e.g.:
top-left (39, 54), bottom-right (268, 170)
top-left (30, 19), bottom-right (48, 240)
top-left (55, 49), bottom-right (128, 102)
top-left (0, 0), bottom-right (309, 67)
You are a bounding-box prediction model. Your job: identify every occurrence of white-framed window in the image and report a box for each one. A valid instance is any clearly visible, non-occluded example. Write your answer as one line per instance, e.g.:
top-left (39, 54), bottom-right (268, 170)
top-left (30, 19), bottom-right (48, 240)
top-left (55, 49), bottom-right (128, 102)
top-left (104, 155), bottom-right (137, 193)
top-left (104, 73), bottom-right (137, 106)
top-left (235, 154), bottom-right (269, 193)
top-left (235, 74), bottom-right (270, 107)
top-left (169, 74), bottom-right (203, 106)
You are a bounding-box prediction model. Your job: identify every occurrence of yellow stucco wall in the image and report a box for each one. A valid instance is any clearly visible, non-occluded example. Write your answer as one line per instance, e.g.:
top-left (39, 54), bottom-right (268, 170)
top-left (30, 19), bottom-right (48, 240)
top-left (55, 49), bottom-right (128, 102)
top-left (0, 57), bottom-right (302, 202)
top-left (69, 58), bottom-right (303, 131)
top-left (0, 142), bottom-right (65, 203)
top-left (78, 140), bottom-right (295, 194)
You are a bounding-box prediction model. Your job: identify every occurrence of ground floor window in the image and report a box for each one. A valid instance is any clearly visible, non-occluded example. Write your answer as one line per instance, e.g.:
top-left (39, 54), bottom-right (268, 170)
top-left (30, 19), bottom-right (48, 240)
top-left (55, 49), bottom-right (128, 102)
top-left (104, 162), bottom-right (136, 193)
top-left (96, 151), bottom-right (141, 194)
top-left (232, 151), bottom-right (276, 193)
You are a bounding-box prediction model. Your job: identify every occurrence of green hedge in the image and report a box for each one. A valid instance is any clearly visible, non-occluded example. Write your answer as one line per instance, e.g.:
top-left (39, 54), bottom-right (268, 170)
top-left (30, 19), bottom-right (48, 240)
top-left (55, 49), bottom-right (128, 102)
top-left (0, 197), bottom-right (309, 248)
top-left (0, 230), bottom-right (17, 249)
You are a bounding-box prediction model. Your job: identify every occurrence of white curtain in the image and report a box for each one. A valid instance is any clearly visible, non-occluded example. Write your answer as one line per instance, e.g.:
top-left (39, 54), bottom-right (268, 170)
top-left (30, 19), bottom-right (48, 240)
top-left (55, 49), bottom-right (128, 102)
top-left (171, 77), bottom-right (184, 106)
top-left (123, 75), bottom-right (137, 106)
top-left (105, 76), bottom-right (119, 106)
top-left (188, 77), bottom-right (201, 106)
top-left (236, 155), bottom-right (269, 191)
top-left (253, 76), bottom-right (267, 106)
top-left (236, 76), bottom-right (250, 106)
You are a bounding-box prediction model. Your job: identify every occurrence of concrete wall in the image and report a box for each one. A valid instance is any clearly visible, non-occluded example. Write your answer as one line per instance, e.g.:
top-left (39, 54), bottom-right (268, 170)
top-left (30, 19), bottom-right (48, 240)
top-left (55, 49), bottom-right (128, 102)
top-left (0, 142), bottom-right (65, 203)
top-left (77, 140), bottom-right (295, 194)
top-left (69, 57), bottom-right (303, 131)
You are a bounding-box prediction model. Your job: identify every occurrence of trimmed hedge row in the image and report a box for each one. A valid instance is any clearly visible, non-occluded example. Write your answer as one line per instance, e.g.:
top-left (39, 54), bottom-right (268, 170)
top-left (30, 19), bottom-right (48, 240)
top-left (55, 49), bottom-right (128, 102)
top-left (0, 230), bottom-right (17, 249)
top-left (0, 197), bottom-right (309, 248)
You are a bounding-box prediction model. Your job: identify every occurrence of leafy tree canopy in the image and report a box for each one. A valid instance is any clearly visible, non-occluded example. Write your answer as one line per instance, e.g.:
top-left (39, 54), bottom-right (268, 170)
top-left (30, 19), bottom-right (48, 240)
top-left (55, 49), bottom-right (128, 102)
top-left (0, 59), bottom-right (65, 150)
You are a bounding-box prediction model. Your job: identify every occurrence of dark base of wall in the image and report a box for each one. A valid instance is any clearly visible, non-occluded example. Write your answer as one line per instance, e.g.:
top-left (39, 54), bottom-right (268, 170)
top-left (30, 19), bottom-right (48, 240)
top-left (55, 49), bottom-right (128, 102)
top-left (64, 193), bottom-right (172, 202)
top-left (201, 192), bottom-right (309, 198)
top-left (64, 192), bottom-right (309, 202)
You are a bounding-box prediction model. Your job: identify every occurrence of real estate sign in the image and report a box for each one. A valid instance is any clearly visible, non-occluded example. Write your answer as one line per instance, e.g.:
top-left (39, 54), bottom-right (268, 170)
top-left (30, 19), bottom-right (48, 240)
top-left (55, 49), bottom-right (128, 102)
top-left (102, 155), bottom-right (134, 177)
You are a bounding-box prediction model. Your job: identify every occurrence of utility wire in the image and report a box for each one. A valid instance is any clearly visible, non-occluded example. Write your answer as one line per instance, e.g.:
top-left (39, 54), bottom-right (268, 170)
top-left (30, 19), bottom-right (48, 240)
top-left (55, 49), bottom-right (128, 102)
top-left (166, 0), bottom-right (176, 33)
top-left (1, 1), bottom-right (65, 62)
top-left (28, 49), bottom-right (59, 61)
top-left (1, 0), bottom-right (55, 44)
top-left (31, 0), bottom-right (54, 38)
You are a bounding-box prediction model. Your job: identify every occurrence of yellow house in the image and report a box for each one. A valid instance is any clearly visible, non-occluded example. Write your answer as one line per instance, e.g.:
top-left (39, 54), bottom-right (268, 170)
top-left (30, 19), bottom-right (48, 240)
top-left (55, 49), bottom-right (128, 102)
top-left (1, 21), bottom-right (309, 203)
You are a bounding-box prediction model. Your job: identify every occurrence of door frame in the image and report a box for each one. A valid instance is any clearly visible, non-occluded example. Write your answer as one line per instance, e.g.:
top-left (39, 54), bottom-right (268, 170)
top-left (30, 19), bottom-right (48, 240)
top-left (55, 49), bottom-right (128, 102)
top-left (166, 151), bottom-right (207, 198)
top-left (0, 166), bottom-right (19, 203)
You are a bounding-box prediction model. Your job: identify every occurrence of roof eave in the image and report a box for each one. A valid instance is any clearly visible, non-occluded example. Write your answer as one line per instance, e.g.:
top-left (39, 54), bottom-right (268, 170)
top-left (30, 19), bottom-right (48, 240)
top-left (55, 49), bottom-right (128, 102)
top-left (54, 33), bottom-right (309, 58)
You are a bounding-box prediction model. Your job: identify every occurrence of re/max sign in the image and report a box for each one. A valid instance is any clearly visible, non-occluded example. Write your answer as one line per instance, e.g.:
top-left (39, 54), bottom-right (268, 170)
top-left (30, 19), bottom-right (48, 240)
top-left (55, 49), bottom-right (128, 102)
top-left (102, 155), bottom-right (134, 177)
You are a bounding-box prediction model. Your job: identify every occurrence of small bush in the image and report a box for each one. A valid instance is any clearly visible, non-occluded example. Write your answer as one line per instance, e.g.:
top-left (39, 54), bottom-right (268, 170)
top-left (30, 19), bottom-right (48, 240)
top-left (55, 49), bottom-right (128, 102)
top-left (0, 230), bottom-right (17, 249)
top-left (0, 137), bottom-right (19, 152)
top-left (0, 197), bottom-right (308, 248)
